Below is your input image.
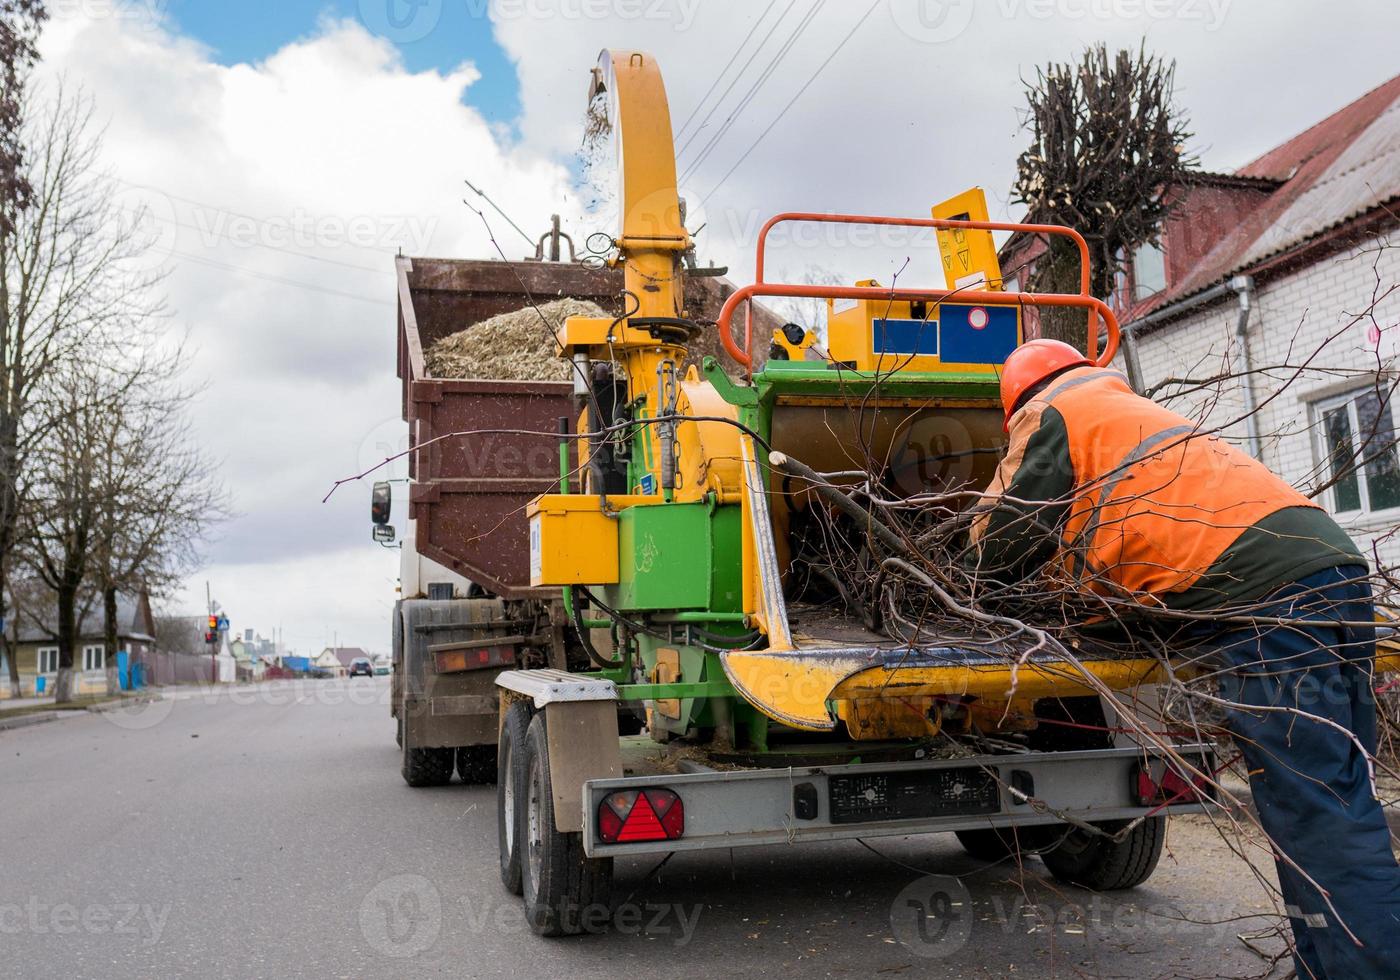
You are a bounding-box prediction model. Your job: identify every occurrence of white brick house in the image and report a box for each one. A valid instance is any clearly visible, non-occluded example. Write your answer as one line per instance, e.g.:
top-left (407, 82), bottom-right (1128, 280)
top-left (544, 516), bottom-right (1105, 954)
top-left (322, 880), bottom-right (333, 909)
top-left (1005, 72), bottom-right (1400, 570)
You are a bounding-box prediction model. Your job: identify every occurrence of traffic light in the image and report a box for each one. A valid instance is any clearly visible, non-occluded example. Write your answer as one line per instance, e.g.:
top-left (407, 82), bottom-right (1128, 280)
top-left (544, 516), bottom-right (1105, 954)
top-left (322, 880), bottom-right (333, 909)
top-left (205, 631), bottom-right (217, 644)
top-left (208, 614), bottom-right (218, 631)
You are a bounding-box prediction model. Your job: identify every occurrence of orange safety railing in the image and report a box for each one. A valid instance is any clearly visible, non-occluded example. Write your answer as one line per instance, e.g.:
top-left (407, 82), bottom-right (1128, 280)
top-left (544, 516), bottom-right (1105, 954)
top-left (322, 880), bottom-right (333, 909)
top-left (718, 213), bottom-right (1119, 374)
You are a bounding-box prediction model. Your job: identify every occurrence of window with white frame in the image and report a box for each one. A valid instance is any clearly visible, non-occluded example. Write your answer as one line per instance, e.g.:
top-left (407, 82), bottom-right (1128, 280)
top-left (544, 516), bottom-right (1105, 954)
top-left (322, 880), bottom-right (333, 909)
top-left (83, 644), bottom-right (105, 672)
top-left (1133, 241), bottom-right (1167, 300)
top-left (1315, 388), bottom-right (1400, 515)
top-left (37, 647), bottom-right (58, 674)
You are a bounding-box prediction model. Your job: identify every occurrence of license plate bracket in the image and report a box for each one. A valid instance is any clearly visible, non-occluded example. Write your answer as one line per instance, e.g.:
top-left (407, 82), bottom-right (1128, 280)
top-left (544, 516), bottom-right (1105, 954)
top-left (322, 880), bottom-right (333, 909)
top-left (828, 766), bottom-right (1000, 824)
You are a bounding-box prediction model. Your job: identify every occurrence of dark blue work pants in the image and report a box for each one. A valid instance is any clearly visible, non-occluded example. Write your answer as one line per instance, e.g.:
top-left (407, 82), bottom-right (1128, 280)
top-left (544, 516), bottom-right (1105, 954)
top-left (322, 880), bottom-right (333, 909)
top-left (1208, 565), bottom-right (1400, 978)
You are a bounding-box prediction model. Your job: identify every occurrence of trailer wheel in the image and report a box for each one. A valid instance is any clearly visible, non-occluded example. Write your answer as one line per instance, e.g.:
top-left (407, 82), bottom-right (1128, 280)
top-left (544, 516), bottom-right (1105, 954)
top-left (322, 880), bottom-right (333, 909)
top-left (520, 713), bottom-right (613, 936)
top-left (497, 701), bottom-right (532, 895)
top-left (954, 825), bottom-right (1060, 862)
top-left (395, 717), bottom-right (403, 748)
top-left (1040, 817), bottom-right (1165, 890)
top-left (401, 741), bottom-right (455, 787)
top-left (457, 746), bottom-right (497, 785)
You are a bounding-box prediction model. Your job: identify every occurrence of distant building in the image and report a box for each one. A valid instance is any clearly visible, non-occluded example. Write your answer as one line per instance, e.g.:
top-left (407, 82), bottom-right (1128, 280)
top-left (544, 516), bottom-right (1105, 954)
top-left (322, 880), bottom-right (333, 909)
top-left (0, 590), bottom-right (157, 697)
top-left (315, 647), bottom-right (372, 677)
top-left (229, 630), bottom-right (278, 680)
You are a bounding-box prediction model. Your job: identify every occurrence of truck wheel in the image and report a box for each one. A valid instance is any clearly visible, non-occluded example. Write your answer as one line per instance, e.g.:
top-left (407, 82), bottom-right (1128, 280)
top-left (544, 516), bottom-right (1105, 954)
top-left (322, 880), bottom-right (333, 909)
top-left (497, 701), bottom-right (532, 895)
top-left (457, 745), bottom-right (497, 785)
top-left (1040, 817), bottom-right (1165, 890)
top-left (520, 713), bottom-right (613, 936)
top-left (401, 740), bottom-right (455, 787)
top-left (395, 717), bottom-right (403, 748)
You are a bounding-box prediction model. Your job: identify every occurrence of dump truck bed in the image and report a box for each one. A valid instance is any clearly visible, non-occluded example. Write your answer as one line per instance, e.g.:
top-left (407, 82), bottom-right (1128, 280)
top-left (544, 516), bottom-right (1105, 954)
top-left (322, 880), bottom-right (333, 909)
top-left (396, 256), bottom-right (784, 599)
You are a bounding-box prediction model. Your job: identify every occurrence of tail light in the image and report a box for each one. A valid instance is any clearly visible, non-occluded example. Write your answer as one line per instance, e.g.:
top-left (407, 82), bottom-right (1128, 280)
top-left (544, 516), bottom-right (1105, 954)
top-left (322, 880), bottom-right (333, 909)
top-left (1134, 759), bottom-right (1212, 807)
top-left (597, 788), bottom-right (685, 843)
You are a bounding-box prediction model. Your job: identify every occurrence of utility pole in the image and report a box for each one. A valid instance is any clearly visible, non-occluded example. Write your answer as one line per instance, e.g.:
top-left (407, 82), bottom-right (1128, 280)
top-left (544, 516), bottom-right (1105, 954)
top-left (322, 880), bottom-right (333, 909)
top-left (206, 581), bottom-right (215, 686)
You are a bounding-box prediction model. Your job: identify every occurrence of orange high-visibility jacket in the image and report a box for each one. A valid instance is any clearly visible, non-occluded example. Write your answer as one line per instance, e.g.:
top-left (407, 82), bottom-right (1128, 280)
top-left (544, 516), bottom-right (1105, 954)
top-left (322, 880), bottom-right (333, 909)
top-left (969, 366), bottom-right (1361, 609)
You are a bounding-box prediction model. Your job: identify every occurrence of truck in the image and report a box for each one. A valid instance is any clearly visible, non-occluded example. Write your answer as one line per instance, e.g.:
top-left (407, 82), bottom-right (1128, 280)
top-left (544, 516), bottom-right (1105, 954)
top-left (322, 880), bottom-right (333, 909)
top-left (382, 241), bottom-right (785, 787)
top-left (376, 49), bottom-right (1237, 939)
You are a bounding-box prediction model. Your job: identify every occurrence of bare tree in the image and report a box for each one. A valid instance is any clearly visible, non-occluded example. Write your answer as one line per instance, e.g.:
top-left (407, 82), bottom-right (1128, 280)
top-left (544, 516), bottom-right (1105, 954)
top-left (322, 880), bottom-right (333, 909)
top-left (0, 0), bottom-right (46, 694)
top-left (152, 609), bottom-right (206, 657)
top-left (91, 351), bottom-right (230, 694)
top-left (1010, 42), bottom-right (1196, 347)
top-left (2, 84), bottom-right (166, 699)
top-left (769, 265), bottom-right (841, 338)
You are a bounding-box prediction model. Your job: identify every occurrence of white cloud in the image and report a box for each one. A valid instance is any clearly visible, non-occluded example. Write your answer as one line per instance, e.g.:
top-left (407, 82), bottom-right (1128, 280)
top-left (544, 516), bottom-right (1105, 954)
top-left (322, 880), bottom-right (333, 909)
top-left (36, 12), bottom-right (580, 653)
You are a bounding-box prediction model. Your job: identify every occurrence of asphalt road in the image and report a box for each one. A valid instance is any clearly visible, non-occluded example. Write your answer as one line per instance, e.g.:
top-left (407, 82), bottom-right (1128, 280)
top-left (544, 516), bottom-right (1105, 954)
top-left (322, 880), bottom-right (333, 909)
top-left (1, 678), bottom-right (1293, 979)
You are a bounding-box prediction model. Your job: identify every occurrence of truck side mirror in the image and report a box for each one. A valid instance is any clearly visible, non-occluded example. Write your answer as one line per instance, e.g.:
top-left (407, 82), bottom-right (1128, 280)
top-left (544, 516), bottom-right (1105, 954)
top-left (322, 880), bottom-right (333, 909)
top-left (371, 482), bottom-right (392, 526)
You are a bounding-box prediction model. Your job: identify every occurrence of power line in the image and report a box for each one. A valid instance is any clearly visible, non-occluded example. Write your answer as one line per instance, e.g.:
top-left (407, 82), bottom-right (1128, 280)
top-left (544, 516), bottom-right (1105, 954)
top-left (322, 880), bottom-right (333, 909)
top-left (701, 0), bottom-right (880, 208)
top-left (463, 178), bottom-right (536, 247)
top-left (673, 0), bottom-right (780, 144)
top-left (114, 178), bottom-right (401, 257)
top-left (677, 0), bottom-right (824, 187)
top-left (170, 249), bottom-right (392, 306)
top-left (116, 205), bottom-right (393, 277)
top-left (674, 0), bottom-right (798, 165)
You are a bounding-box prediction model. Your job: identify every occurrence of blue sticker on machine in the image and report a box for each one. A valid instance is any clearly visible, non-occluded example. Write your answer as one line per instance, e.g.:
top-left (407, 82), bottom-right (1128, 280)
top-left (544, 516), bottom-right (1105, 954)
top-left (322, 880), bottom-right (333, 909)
top-left (873, 318), bottom-right (938, 356)
top-left (938, 304), bottom-right (1019, 364)
top-left (639, 473), bottom-right (656, 495)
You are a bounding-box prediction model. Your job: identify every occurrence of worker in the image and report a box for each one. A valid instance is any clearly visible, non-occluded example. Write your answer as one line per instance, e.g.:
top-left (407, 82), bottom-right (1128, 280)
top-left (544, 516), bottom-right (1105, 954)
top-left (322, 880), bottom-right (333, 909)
top-left (969, 338), bottom-right (1400, 978)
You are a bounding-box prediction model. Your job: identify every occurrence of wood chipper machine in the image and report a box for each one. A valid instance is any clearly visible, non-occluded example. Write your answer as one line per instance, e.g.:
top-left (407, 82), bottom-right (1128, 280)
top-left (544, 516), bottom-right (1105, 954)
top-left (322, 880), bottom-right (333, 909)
top-left (492, 49), bottom-right (1224, 937)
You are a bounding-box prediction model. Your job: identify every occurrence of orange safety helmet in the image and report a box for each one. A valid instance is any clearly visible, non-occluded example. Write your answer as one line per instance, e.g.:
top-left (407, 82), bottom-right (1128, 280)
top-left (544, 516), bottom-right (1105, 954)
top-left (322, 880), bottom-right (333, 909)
top-left (1000, 339), bottom-right (1091, 430)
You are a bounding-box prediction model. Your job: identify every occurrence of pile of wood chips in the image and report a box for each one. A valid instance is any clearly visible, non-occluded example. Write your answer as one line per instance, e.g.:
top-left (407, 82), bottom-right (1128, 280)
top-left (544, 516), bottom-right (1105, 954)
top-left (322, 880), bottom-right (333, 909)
top-left (424, 298), bottom-right (608, 381)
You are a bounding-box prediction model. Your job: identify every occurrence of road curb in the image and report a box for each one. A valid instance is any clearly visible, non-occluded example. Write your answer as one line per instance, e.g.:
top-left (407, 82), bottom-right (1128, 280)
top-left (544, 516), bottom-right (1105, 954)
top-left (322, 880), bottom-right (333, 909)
top-left (0, 711), bottom-right (59, 731)
top-left (85, 694), bottom-right (159, 714)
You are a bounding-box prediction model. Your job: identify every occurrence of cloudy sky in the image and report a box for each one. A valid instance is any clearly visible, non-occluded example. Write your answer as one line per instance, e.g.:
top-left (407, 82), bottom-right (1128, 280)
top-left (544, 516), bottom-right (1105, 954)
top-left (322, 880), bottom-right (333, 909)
top-left (31, 0), bottom-right (1400, 655)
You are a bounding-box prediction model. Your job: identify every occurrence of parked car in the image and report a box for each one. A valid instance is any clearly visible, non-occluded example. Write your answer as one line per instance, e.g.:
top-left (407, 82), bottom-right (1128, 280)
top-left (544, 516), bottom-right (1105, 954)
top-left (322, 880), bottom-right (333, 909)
top-left (372, 660), bottom-right (390, 676)
top-left (349, 657), bottom-right (374, 678)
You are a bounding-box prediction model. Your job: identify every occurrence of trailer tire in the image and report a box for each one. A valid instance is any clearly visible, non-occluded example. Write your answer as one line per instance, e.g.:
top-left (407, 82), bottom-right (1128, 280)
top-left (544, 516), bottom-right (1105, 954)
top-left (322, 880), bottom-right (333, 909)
top-left (1040, 817), bottom-right (1165, 891)
top-left (401, 742), bottom-right (455, 787)
top-left (457, 745), bottom-right (497, 785)
top-left (395, 717), bottom-right (403, 748)
top-left (520, 713), bottom-right (613, 936)
top-left (497, 701), bottom-right (532, 895)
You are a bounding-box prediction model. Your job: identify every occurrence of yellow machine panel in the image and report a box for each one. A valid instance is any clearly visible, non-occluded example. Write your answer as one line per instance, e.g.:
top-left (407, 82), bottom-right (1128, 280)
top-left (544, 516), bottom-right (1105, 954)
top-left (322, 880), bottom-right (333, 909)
top-left (931, 187), bottom-right (1005, 292)
top-left (825, 283), bottom-right (1022, 374)
top-left (527, 494), bottom-right (633, 586)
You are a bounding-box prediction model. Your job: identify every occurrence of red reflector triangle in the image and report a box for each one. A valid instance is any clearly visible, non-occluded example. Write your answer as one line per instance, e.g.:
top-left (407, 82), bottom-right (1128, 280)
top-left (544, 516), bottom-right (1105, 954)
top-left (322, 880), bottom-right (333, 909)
top-left (617, 792), bottom-right (667, 842)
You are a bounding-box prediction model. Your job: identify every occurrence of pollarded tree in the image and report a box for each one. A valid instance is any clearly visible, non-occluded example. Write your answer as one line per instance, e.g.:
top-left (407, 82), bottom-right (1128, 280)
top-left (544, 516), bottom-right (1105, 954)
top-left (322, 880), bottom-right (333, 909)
top-left (1011, 42), bottom-right (1196, 348)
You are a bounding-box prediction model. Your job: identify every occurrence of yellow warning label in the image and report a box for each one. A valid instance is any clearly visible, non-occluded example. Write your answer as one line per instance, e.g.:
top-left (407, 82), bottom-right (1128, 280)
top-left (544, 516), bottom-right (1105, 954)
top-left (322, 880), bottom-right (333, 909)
top-left (932, 188), bottom-right (1004, 293)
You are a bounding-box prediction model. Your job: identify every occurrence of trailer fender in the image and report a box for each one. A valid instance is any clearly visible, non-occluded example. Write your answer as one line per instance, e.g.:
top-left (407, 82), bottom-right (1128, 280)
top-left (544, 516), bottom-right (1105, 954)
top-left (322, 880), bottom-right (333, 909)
top-left (495, 669), bottom-right (622, 832)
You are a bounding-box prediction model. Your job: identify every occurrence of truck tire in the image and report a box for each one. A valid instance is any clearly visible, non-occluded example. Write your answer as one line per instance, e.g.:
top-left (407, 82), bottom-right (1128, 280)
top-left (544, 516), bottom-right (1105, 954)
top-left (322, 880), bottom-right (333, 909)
top-left (395, 716), bottom-right (403, 749)
top-left (954, 825), bottom-right (1060, 861)
top-left (457, 745), bottom-right (497, 785)
top-left (520, 713), bottom-right (613, 936)
top-left (1040, 817), bottom-right (1165, 890)
top-left (497, 701), bottom-right (532, 895)
top-left (401, 741), bottom-right (455, 787)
